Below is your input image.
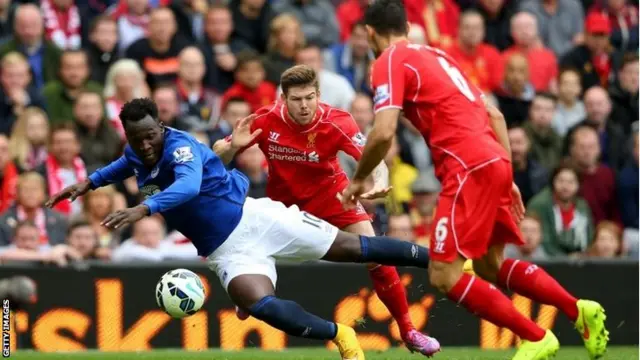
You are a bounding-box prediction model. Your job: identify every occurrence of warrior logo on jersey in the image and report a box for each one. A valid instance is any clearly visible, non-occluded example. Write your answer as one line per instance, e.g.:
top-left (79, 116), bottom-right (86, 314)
top-left (140, 184), bottom-right (162, 198)
top-left (307, 133), bottom-right (317, 148)
top-left (373, 84), bottom-right (390, 106)
top-left (269, 131), bottom-right (280, 143)
top-left (173, 146), bottom-right (194, 164)
top-left (352, 132), bottom-right (366, 147)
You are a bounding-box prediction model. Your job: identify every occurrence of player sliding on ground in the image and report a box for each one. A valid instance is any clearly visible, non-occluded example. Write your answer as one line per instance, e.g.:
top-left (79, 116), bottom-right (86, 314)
top-left (213, 65), bottom-right (440, 357)
top-left (46, 98), bottom-right (437, 360)
top-left (340, 0), bottom-right (609, 359)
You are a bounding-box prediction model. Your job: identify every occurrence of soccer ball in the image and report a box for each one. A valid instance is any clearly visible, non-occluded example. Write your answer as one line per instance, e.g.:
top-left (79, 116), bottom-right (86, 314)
top-left (156, 268), bottom-right (206, 318)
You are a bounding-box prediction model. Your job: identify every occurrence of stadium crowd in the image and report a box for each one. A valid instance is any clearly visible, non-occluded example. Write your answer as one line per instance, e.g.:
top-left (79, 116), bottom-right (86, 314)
top-left (0, 0), bottom-right (636, 266)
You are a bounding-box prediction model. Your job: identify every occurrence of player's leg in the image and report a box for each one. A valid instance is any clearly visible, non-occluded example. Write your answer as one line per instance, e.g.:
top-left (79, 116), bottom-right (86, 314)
top-left (342, 220), bottom-right (439, 356)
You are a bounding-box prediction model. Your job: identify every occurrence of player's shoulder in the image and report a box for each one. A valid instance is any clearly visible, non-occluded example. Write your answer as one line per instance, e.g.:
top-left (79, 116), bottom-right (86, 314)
top-left (254, 102), bottom-right (283, 124)
top-left (320, 104), bottom-right (356, 127)
top-left (163, 128), bottom-right (203, 162)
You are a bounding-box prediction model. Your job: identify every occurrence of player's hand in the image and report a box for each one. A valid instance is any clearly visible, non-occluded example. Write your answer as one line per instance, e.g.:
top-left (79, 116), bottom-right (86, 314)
top-left (510, 182), bottom-right (525, 223)
top-left (45, 179), bottom-right (92, 208)
top-left (359, 186), bottom-right (393, 200)
top-left (231, 114), bottom-right (262, 150)
top-left (338, 180), bottom-right (367, 209)
top-left (102, 205), bottom-right (150, 230)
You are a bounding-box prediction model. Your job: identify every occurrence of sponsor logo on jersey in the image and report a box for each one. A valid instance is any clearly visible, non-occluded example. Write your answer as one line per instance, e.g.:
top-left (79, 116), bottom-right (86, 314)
top-left (173, 146), bottom-right (194, 164)
top-left (307, 133), bottom-right (317, 148)
top-left (269, 131), bottom-right (280, 143)
top-left (308, 151), bottom-right (319, 163)
top-left (352, 132), bottom-right (366, 147)
top-left (373, 84), bottom-right (390, 106)
top-left (140, 184), bottom-right (162, 198)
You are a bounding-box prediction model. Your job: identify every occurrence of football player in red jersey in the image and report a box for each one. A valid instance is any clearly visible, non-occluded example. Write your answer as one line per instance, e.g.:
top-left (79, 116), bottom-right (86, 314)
top-left (215, 65), bottom-right (441, 356)
top-left (341, 0), bottom-right (609, 359)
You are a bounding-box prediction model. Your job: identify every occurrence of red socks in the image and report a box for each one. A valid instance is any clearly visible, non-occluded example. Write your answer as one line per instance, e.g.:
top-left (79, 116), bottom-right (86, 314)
top-left (448, 273), bottom-right (546, 342)
top-left (498, 259), bottom-right (579, 322)
top-left (368, 266), bottom-right (414, 337)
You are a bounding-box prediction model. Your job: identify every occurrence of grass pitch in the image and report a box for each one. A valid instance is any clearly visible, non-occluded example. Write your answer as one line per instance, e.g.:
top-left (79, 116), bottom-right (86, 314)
top-left (8, 347), bottom-right (639, 360)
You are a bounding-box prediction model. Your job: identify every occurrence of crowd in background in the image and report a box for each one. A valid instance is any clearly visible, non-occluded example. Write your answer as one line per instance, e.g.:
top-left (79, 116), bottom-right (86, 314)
top-left (0, 0), bottom-right (636, 266)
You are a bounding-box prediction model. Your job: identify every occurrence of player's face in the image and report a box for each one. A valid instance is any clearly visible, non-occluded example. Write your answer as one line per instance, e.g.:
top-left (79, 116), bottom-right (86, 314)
top-left (124, 115), bottom-right (165, 167)
top-left (283, 85), bottom-right (319, 125)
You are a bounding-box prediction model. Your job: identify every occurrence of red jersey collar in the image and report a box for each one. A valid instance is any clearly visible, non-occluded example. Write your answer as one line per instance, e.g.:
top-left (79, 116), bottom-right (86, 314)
top-left (281, 102), bottom-right (326, 132)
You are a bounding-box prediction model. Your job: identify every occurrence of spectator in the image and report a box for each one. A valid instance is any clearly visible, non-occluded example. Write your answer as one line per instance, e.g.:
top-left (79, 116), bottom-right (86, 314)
top-left (561, 12), bottom-right (614, 90)
top-left (472, 0), bottom-right (516, 50)
top-left (83, 185), bottom-right (125, 249)
top-left (0, 4), bottom-right (62, 90)
top-left (229, 0), bottom-right (274, 54)
top-left (125, 8), bottom-right (189, 89)
top-left (43, 50), bottom-right (103, 124)
top-left (569, 125), bottom-right (621, 226)
top-left (112, 215), bottom-right (198, 262)
top-left (608, 52), bottom-right (638, 133)
top-left (0, 52), bottom-right (46, 135)
top-left (408, 172), bottom-right (440, 247)
top-left (176, 46), bottom-right (222, 130)
top-left (566, 86), bottom-right (626, 170)
top-left (0, 0), bottom-right (16, 43)
top-left (618, 123), bottom-right (638, 230)
top-left (502, 12), bottom-right (558, 92)
top-left (222, 50), bottom-right (276, 113)
top-left (86, 15), bottom-right (120, 84)
top-left (272, 0), bottom-right (339, 49)
top-left (37, 124), bottom-right (87, 217)
top-left (202, 5), bottom-right (246, 93)
top-left (324, 22), bottom-right (374, 95)
top-left (152, 84), bottom-right (187, 129)
top-left (350, 93), bottom-right (374, 133)
top-left (585, 220), bottom-right (624, 258)
top-left (509, 126), bottom-right (549, 205)
top-left (386, 213), bottom-right (414, 242)
top-left (448, 10), bottom-right (502, 94)
top-left (0, 172), bottom-right (68, 247)
top-left (236, 144), bottom-right (267, 198)
top-left (396, 118), bottom-right (432, 172)
top-left (385, 135), bottom-right (418, 214)
top-left (206, 96), bottom-right (250, 145)
top-left (104, 59), bottom-right (147, 140)
top-left (41, 0), bottom-right (82, 50)
top-left (404, 0), bottom-right (460, 49)
top-left (504, 214), bottom-right (548, 260)
top-left (65, 217), bottom-right (111, 261)
top-left (527, 163), bottom-right (594, 257)
top-left (72, 91), bottom-right (122, 172)
top-left (588, 0), bottom-right (639, 51)
top-left (523, 93), bottom-right (563, 170)
top-left (0, 220), bottom-right (80, 266)
top-left (263, 13), bottom-right (304, 85)
top-left (0, 134), bottom-right (16, 212)
top-left (169, 0), bottom-right (208, 43)
top-left (552, 68), bottom-right (586, 136)
top-left (288, 44), bottom-right (355, 110)
top-left (114, 0), bottom-right (150, 53)
top-left (495, 53), bottom-right (535, 126)
top-left (335, 0), bottom-right (367, 42)
top-left (520, 0), bottom-right (585, 58)
top-left (8, 107), bottom-right (49, 172)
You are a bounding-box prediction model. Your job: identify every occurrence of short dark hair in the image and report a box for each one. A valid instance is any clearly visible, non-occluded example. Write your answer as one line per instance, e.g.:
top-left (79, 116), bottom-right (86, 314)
top-left (119, 98), bottom-right (158, 125)
top-left (89, 15), bottom-right (116, 34)
top-left (620, 52), bottom-right (639, 69)
top-left (558, 67), bottom-right (581, 81)
top-left (352, 20), bottom-right (366, 33)
top-left (14, 220), bottom-right (38, 236)
top-left (568, 124), bottom-right (599, 149)
top-left (236, 50), bottom-right (263, 71)
top-left (50, 123), bottom-right (78, 142)
top-left (280, 65), bottom-right (319, 95)
top-left (67, 217), bottom-right (93, 237)
top-left (549, 160), bottom-right (580, 188)
top-left (534, 92), bottom-right (557, 104)
top-left (61, 49), bottom-right (88, 63)
top-left (152, 82), bottom-right (178, 95)
top-left (364, 0), bottom-right (408, 37)
top-left (75, 89), bottom-right (103, 104)
top-left (223, 96), bottom-right (248, 111)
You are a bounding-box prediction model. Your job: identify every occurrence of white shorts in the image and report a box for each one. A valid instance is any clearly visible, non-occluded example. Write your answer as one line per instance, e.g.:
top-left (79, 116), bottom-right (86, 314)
top-left (206, 197), bottom-right (339, 291)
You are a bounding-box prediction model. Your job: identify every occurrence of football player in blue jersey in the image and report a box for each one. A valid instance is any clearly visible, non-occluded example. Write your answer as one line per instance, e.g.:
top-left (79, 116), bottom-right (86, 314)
top-left (46, 98), bottom-right (439, 360)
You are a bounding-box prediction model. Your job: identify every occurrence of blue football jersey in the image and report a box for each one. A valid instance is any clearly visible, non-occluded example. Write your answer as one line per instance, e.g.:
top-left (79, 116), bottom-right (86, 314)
top-left (89, 128), bottom-right (249, 256)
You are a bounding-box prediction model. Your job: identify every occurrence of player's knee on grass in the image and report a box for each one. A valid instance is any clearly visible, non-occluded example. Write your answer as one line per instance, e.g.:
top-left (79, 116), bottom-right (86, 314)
top-left (321, 231), bottom-right (362, 262)
top-left (428, 259), bottom-right (466, 293)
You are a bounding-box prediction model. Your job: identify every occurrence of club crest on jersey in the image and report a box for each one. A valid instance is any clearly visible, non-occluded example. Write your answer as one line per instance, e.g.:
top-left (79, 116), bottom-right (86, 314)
top-left (173, 146), bottom-right (194, 164)
top-left (352, 132), bottom-right (366, 147)
top-left (269, 131), bottom-right (280, 143)
top-left (307, 133), bottom-right (317, 148)
top-left (373, 84), bottom-right (390, 106)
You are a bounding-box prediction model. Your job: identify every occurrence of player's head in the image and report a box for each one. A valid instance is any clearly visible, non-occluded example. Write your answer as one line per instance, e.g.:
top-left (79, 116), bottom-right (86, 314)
top-left (119, 98), bottom-right (164, 167)
top-left (364, 0), bottom-right (410, 56)
top-left (280, 64), bottom-right (320, 125)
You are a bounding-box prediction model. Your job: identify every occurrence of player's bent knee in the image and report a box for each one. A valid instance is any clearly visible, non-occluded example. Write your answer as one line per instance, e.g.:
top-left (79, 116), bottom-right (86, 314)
top-left (472, 259), bottom-right (500, 284)
top-left (226, 274), bottom-right (275, 310)
top-left (321, 231), bottom-right (362, 262)
top-left (428, 260), bottom-right (464, 293)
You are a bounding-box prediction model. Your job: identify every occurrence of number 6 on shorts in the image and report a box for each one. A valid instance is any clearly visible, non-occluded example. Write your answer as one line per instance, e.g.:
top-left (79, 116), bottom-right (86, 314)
top-left (433, 217), bottom-right (449, 254)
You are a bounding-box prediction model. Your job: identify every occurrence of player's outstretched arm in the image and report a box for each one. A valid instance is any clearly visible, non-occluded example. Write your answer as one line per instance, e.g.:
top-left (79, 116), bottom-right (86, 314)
top-left (214, 114), bottom-right (262, 165)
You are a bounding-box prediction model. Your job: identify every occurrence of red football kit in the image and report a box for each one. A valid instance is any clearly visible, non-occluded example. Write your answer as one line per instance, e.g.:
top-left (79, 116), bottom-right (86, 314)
top-left (240, 101), bottom-right (371, 228)
top-left (370, 41), bottom-right (524, 262)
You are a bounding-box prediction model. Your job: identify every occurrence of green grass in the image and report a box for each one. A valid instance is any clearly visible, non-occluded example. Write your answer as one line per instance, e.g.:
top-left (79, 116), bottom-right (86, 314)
top-left (8, 347), bottom-right (639, 360)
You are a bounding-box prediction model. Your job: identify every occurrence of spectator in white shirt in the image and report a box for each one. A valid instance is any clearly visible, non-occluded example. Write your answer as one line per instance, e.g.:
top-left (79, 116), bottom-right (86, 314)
top-left (552, 68), bottom-right (585, 136)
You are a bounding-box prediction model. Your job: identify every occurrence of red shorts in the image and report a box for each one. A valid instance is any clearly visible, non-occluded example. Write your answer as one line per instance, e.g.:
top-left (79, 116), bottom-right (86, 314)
top-left (301, 194), bottom-right (371, 229)
top-left (429, 158), bottom-right (524, 263)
